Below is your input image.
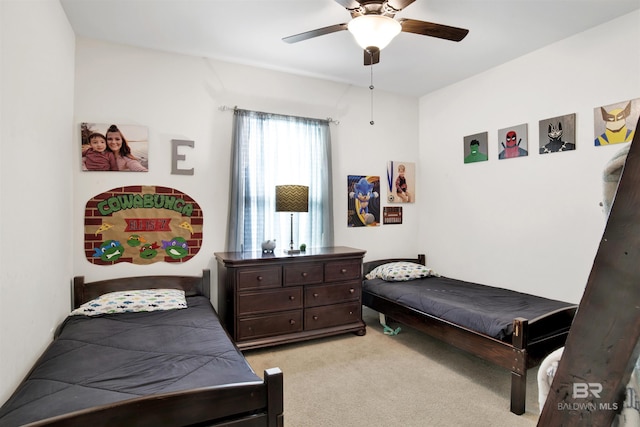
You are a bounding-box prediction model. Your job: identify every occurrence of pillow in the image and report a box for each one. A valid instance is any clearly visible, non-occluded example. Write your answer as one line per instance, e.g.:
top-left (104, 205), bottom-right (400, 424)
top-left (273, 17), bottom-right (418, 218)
top-left (365, 261), bottom-right (437, 282)
top-left (71, 288), bottom-right (187, 316)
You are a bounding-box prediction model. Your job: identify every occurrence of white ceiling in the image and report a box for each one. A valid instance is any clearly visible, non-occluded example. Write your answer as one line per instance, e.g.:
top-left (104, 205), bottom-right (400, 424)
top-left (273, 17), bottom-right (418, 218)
top-left (60, 0), bottom-right (640, 97)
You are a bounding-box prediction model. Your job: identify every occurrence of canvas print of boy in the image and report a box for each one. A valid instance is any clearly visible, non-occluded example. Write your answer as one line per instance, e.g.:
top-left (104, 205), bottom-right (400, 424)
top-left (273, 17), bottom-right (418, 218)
top-left (386, 161), bottom-right (415, 203)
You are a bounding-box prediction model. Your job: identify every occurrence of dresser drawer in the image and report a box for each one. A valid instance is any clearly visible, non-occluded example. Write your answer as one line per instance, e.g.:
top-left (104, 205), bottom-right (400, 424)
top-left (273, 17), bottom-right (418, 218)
top-left (283, 262), bottom-right (323, 286)
top-left (324, 260), bottom-right (361, 283)
top-left (238, 287), bottom-right (303, 315)
top-left (305, 281), bottom-right (360, 308)
top-left (305, 301), bottom-right (362, 330)
top-left (237, 266), bottom-right (281, 291)
top-left (238, 310), bottom-right (303, 340)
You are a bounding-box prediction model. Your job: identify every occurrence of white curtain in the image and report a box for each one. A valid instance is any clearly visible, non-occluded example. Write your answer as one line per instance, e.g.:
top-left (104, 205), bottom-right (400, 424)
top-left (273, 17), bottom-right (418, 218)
top-left (226, 109), bottom-right (334, 252)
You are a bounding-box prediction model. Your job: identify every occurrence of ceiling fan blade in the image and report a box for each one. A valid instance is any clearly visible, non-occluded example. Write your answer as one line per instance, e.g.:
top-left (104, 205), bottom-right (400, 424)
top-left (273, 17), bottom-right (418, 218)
top-left (387, 0), bottom-right (416, 11)
top-left (282, 23), bottom-right (348, 44)
top-left (364, 49), bottom-right (380, 66)
top-left (399, 18), bottom-right (469, 42)
top-left (334, 0), bottom-right (361, 9)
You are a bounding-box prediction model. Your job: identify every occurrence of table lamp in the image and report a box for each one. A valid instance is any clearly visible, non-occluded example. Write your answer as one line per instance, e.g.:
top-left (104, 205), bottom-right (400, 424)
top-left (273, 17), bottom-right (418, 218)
top-left (275, 185), bottom-right (309, 254)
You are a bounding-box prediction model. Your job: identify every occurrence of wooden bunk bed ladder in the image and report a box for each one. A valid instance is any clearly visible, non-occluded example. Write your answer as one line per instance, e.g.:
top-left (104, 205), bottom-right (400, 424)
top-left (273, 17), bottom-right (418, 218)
top-left (539, 115), bottom-right (640, 426)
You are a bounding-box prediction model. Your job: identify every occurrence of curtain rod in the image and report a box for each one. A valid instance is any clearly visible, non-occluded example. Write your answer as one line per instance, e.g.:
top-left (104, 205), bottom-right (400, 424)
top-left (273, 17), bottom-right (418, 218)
top-left (218, 105), bottom-right (340, 125)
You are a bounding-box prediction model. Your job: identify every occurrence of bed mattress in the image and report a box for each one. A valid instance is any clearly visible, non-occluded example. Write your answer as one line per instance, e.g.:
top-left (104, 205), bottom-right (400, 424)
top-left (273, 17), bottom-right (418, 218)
top-left (363, 276), bottom-right (575, 340)
top-left (0, 296), bottom-right (260, 426)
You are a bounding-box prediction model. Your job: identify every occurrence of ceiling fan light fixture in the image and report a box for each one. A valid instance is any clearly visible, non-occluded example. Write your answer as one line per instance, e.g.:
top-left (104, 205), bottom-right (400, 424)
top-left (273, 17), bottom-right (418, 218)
top-left (347, 15), bottom-right (401, 51)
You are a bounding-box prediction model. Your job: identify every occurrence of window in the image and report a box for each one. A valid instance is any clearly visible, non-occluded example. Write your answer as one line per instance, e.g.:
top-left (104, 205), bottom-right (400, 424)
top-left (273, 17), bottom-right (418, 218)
top-left (227, 109), bottom-right (334, 252)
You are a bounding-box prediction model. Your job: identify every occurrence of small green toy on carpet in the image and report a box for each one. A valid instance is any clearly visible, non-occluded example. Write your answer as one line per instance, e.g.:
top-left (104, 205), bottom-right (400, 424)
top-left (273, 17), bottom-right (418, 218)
top-left (379, 313), bottom-right (401, 336)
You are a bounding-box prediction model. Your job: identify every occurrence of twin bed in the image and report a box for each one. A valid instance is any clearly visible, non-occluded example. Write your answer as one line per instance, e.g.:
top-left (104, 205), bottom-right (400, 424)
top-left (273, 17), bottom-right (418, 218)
top-left (1, 256), bottom-right (576, 424)
top-left (0, 270), bottom-right (283, 427)
top-left (361, 255), bottom-right (577, 415)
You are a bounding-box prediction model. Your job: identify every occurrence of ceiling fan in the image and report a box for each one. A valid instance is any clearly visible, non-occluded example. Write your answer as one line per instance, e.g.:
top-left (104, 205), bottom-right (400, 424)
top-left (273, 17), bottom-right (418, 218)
top-left (282, 0), bottom-right (469, 65)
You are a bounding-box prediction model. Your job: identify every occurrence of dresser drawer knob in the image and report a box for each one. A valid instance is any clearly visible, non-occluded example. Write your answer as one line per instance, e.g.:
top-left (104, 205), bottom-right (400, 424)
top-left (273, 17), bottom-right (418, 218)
top-left (257, 275), bottom-right (263, 281)
top-left (313, 293), bottom-right (319, 298)
top-left (340, 268), bottom-right (347, 274)
top-left (289, 319), bottom-right (296, 325)
top-left (289, 295), bottom-right (296, 301)
top-left (301, 272), bottom-right (308, 277)
top-left (313, 315), bottom-right (319, 320)
top-left (349, 288), bottom-right (355, 294)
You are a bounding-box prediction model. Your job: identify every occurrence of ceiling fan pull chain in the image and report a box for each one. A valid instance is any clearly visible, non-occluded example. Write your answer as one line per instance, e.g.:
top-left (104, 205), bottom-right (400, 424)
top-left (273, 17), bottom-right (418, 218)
top-left (369, 52), bottom-right (375, 126)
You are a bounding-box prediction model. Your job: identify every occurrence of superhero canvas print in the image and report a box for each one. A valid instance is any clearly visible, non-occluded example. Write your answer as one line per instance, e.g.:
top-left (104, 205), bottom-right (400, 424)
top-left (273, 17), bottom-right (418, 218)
top-left (594, 98), bottom-right (639, 146)
top-left (539, 113), bottom-right (576, 154)
top-left (463, 132), bottom-right (489, 164)
top-left (498, 123), bottom-right (528, 160)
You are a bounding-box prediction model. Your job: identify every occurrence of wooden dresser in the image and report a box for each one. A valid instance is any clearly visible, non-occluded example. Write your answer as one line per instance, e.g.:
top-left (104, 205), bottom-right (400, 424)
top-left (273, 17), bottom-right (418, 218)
top-left (215, 246), bottom-right (366, 350)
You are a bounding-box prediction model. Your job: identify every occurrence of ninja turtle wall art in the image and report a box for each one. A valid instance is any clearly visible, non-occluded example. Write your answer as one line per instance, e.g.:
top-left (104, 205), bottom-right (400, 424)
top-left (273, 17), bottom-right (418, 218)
top-left (348, 175), bottom-right (380, 227)
top-left (85, 185), bottom-right (203, 265)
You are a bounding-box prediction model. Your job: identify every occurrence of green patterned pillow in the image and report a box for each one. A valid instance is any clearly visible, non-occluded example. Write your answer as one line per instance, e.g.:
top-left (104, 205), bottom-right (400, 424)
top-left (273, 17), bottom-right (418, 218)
top-left (71, 289), bottom-right (187, 316)
top-left (366, 262), bottom-right (437, 282)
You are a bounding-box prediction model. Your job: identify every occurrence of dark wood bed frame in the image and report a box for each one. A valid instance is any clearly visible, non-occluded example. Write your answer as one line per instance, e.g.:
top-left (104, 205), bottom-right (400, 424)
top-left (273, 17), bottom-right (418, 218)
top-left (361, 255), bottom-right (577, 415)
top-left (25, 270), bottom-right (284, 427)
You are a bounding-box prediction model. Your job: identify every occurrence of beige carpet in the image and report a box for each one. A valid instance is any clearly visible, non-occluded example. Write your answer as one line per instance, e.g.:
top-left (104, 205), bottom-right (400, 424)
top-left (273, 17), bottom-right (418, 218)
top-left (244, 307), bottom-right (540, 427)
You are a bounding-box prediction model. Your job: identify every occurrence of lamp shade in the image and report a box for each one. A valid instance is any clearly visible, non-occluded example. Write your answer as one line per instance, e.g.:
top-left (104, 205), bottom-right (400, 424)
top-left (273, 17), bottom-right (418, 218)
top-left (275, 185), bottom-right (309, 213)
top-left (347, 15), bottom-right (402, 50)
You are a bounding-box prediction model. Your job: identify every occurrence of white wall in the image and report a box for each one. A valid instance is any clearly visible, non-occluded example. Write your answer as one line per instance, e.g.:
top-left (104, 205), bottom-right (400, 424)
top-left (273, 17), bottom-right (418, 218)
top-left (419, 11), bottom-right (640, 303)
top-left (72, 39), bottom-right (420, 302)
top-left (0, 0), bottom-right (75, 404)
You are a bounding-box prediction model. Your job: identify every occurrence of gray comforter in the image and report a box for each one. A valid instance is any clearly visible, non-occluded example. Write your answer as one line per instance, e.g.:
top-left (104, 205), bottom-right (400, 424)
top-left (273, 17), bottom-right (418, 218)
top-left (363, 276), bottom-right (575, 340)
top-left (0, 296), bottom-right (260, 426)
